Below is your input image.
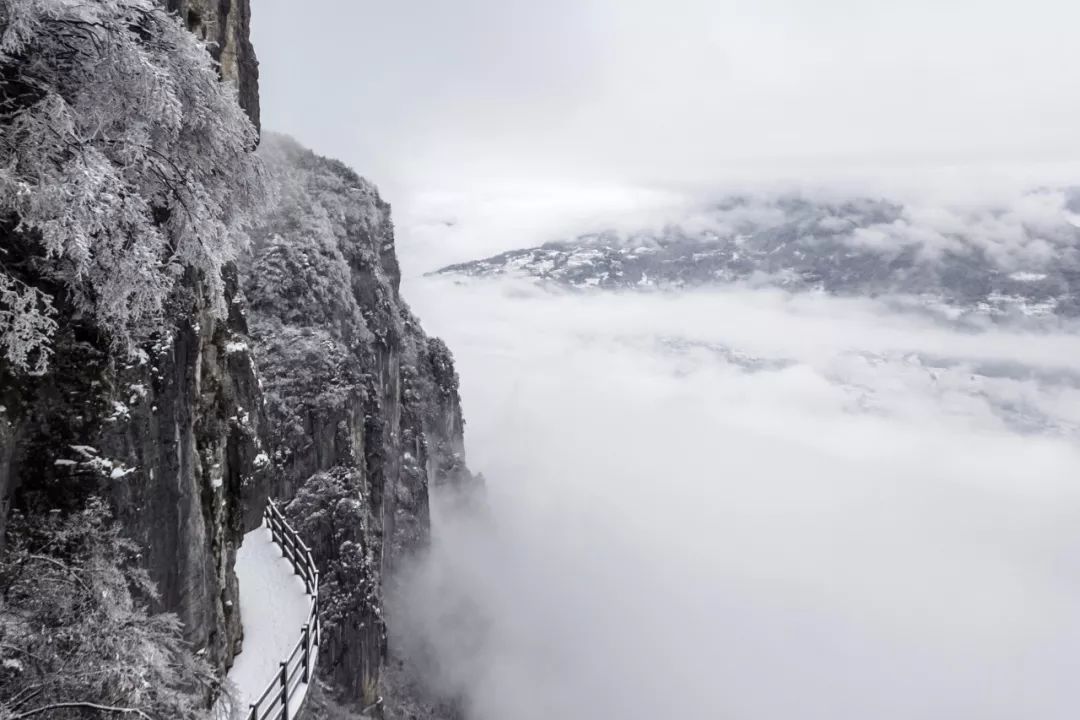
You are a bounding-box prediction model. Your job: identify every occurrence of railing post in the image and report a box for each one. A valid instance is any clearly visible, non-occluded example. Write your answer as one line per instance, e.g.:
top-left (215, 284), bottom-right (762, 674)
top-left (248, 703), bottom-right (257, 720)
top-left (280, 661), bottom-right (289, 720)
top-left (301, 623), bottom-right (310, 683)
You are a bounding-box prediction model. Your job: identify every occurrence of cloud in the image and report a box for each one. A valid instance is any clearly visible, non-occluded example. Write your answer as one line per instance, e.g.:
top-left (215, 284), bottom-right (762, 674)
top-left (394, 183), bottom-right (697, 271)
top-left (389, 274), bottom-right (1080, 720)
top-left (891, 190), bottom-right (1080, 267)
top-left (253, 0), bottom-right (1080, 193)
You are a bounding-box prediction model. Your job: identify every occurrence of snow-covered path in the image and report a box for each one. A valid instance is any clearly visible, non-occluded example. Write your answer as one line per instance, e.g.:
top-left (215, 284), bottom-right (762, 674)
top-left (224, 523), bottom-right (313, 714)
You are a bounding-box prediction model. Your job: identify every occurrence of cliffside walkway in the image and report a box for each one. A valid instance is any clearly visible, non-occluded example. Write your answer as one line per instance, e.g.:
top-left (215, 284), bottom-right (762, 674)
top-left (216, 500), bottom-right (320, 720)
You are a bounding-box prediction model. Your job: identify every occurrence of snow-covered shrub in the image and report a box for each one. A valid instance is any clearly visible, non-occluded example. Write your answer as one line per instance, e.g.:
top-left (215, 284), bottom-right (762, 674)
top-left (0, 0), bottom-right (263, 373)
top-left (0, 498), bottom-right (216, 719)
top-left (284, 468), bottom-right (380, 646)
top-left (247, 134), bottom-right (393, 349)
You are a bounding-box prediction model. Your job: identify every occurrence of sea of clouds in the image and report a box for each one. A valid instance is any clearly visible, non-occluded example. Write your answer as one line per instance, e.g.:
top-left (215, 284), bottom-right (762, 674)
top-left (389, 185), bottom-right (1080, 720)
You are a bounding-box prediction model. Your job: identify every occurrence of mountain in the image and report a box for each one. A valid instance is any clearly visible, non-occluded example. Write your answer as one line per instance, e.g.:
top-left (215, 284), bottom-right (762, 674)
top-left (0, 2), bottom-right (472, 718)
top-left (435, 194), bottom-right (1080, 322)
top-left (243, 133), bottom-right (475, 717)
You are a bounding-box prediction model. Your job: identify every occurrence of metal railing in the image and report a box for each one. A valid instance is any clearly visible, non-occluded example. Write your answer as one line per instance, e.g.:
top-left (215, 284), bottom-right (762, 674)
top-left (246, 500), bottom-right (320, 720)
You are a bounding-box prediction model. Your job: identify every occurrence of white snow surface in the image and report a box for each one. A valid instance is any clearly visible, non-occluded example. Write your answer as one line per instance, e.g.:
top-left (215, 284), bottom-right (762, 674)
top-left (218, 524), bottom-right (313, 717)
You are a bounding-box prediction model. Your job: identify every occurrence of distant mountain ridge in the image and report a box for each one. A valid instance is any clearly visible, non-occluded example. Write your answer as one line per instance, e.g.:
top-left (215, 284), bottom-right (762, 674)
top-left (434, 193), bottom-right (1080, 320)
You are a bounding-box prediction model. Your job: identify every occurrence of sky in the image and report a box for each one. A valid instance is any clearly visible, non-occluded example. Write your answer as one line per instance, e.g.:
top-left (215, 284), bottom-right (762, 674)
top-left (252, 0), bottom-right (1080, 197)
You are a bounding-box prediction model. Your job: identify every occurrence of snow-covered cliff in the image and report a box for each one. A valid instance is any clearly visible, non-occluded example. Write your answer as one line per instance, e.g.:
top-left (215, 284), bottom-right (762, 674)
top-left (0, 1), bottom-right (473, 717)
top-left (245, 133), bottom-right (474, 715)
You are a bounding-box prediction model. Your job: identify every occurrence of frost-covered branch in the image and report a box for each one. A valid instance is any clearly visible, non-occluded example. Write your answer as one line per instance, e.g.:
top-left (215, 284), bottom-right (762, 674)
top-left (0, 499), bottom-right (214, 720)
top-left (9, 701), bottom-right (154, 719)
top-left (0, 269), bottom-right (56, 374)
top-left (0, 0), bottom-right (265, 373)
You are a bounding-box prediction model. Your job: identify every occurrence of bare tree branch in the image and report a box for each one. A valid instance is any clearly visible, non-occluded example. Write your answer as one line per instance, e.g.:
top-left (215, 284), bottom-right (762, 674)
top-left (10, 701), bottom-right (155, 719)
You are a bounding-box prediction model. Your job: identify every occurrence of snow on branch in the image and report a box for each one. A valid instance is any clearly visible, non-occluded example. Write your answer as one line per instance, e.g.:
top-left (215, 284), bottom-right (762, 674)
top-left (0, 0), bottom-right (265, 373)
top-left (0, 498), bottom-right (218, 719)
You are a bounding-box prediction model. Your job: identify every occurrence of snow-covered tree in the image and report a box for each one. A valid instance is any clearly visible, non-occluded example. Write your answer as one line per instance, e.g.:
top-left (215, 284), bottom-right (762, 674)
top-left (0, 0), bottom-right (263, 373)
top-left (0, 498), bottom-right (217, 719)
top-left (285, 468), bottom-right (380, 646)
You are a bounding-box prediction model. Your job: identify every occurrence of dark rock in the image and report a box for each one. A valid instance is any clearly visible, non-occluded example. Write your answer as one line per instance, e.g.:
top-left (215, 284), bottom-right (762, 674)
top-left (0, 264), bottom-right (271, 671)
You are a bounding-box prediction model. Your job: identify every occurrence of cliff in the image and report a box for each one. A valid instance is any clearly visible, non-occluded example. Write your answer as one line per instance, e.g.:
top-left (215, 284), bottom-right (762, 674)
top-left (0, 0), bottom-right (268, 674)
top-left (0, 265), bottom-right (270, 670)
top-left (244, 134), bottom-right (473, 715)
top-left (1, 1), bottom-right (473, 716)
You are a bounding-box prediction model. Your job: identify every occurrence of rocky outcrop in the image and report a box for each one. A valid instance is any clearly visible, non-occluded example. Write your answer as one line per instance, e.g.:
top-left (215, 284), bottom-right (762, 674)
top-left (166, 0), bottom-right (261, 130)
top-left (242, 134), bottom-right (474, 715)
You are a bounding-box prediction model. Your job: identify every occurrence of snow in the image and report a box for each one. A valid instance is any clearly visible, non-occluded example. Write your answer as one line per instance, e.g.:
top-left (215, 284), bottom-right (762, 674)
top-left (218, 523), bottom-right (314, 718)
top-left (129, 384), bottom-right (147, 404)
top-left (107, 401), bottom-right (130, 422)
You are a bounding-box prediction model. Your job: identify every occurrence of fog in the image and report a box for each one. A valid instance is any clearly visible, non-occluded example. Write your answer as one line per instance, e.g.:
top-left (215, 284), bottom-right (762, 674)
top-left (249, 1), bottom-right (1080, 716)
top-left (392, 271), bottom-right (1080, 719)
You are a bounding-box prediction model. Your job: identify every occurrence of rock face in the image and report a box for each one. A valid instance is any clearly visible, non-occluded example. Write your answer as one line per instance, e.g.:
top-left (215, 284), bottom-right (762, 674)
top-left (243, 134), bottom-right (473, 714)
top-left (166, 0), bottom-right (260, 130)
top-left (0, 264), bottom-right (270, 670)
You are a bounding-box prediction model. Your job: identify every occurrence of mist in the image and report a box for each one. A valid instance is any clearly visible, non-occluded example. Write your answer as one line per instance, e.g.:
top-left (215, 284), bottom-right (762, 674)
top-left (247, 2), bottom-right (1080, 717)
top-left (383, 194), bottom-right (1080, 719)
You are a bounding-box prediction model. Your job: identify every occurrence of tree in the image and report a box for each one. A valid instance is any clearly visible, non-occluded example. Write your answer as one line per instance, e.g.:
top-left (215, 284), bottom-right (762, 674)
top-left (0, 0), bottom-right (263, 373)
top-left (285, 468), bottom-right (380, 644)
top-left (0, 498), bottom-right (217, 719)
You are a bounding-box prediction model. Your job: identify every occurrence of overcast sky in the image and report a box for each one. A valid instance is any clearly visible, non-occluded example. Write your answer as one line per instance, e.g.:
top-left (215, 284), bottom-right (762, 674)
top-left (252, 0), bottom-right (1080, 197)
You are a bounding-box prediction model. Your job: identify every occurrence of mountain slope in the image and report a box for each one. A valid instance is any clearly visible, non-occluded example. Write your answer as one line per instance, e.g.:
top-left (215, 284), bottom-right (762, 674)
top-left (435, 193), bottom-right (1080, 322)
